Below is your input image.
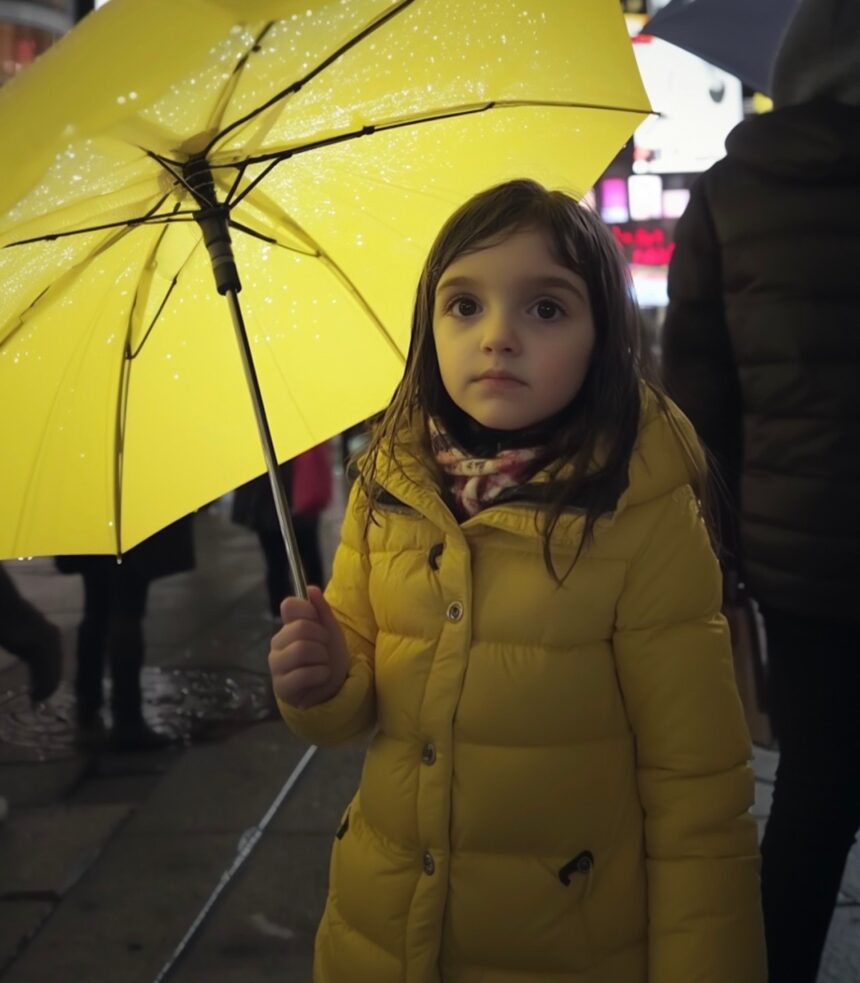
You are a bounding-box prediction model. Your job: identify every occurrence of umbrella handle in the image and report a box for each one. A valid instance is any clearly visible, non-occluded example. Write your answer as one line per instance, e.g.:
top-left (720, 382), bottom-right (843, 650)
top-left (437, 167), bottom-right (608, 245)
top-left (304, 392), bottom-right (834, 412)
top-left (226, 288), bottom-right (309, 601)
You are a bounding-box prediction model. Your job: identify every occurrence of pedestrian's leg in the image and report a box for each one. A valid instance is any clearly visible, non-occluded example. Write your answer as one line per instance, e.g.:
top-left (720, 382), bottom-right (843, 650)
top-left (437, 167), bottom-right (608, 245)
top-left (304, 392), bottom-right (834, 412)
top-left (258, 528), bottom-right (290, 617)
top-left (759, 609), bottom-right (860, 983)
top-left (107, 571), bottom-right (170, 750)
top-left (0, 565), bottom-right (62, 702)
top-left (75, 564), bottom-right (111, 730)
top-left (292, 512), bottom-right (323, 589)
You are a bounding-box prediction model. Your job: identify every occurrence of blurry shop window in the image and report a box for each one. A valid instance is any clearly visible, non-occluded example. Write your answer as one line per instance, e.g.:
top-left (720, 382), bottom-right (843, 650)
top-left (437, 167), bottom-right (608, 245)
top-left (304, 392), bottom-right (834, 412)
top-left (628, 174), bottom-right (663, 221)
top-left (661, 187), bottom-right (691, 220)
top-left (0, 1), bottom-right (72, 84)
top-left (598, 175), bottom-right (684, 310)
top-left (0, 22), bottom-right (57, 84)
top-left (630, 32), bottom-right (743, 174)
top-left (599, 177), bottom-right (630, 224)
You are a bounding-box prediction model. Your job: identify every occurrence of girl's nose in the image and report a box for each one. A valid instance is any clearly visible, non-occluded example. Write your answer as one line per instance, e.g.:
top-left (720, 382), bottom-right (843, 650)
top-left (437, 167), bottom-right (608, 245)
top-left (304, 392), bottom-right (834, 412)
top-left (480, 310), bottom-right (520, 354)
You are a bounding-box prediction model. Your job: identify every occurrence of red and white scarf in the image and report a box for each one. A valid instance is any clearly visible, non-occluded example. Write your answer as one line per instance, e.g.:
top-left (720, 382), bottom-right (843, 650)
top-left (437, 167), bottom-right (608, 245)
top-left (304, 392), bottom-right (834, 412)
top-left (428, 417), bottom-right (544, 519)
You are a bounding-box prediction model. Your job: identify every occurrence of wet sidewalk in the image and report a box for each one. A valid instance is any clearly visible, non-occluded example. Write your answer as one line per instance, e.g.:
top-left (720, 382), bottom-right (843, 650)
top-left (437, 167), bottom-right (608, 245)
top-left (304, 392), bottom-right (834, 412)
top-left (1, 499), bottom-right (858, 982)
top-left (0, 492), bottom-right (367, 983)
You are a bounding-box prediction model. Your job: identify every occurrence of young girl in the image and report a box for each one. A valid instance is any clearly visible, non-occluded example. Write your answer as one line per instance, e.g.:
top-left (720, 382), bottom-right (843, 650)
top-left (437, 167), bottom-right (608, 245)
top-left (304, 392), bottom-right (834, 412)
top-left (269, 180), bottom-right (766, 983)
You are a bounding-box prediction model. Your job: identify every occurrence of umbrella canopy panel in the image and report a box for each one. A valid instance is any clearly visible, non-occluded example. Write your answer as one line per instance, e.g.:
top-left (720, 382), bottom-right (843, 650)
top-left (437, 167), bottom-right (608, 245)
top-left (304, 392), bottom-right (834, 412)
top-left (0, 0), bottom-right (650, 558)
top-left (642, 0), bottom-right (801, 95)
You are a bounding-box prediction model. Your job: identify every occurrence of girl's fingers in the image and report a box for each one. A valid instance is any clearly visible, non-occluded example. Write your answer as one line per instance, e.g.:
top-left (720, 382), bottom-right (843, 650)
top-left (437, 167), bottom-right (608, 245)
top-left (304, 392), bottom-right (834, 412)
top-left (268, 638), bottom-right (328, 676)
top-left (274, 663), bottom-right (332, 706)
top-left (271, 618), bottom-right (328, 653)
top-left (280, 595), bottom-right (317, 625)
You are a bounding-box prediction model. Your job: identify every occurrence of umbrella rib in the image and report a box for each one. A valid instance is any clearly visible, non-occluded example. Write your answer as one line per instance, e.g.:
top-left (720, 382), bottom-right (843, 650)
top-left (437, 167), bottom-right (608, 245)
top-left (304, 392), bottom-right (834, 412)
top-left (225, 157), bottom-right (281, 210)
top-left (202, 23), bottom-right (277, 138)
top-left (217, 97), bottom-right (653, 171)
top-left (202, 0), bottom-right (417, 158)
top-left (146, 150), bottom-right (199, 197)
top-left (227, 218), bottom-right (315, 255)
top-left (113, 341), bottom-right (132, 558)
top-left (0, 195), bottom-right (174, 351)
top-left (3, 194), bottom-right (194, 248)
top-left (126, 270), bottom-right (181, 360)
top-left (225, 163), bottom-right (248, 206)
top-left (5, 213), bottom-right (197, 247)
top-left (114, 231), bottom-right (204, 549)
top-left (230, 217), bottom-right (405, 365)
top-left (126, 203), bottom-right (198, 360)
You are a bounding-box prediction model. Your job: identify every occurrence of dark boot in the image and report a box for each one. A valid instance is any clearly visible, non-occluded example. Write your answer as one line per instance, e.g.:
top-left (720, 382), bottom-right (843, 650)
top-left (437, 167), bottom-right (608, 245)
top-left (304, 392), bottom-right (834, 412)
top-left (22, 621), bottom-right (62, 704)
top-left (107, 617), bottom-right (173, 751)
top-left (75, 619), bottom-right (107, 727)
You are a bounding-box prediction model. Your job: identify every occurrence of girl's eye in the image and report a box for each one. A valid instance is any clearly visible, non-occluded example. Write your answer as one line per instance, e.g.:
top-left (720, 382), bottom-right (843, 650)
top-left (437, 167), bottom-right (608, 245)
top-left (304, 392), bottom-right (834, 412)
top-left (449, 297), bottom-right (480, 317)
top-left (530, 299), bottom-right (565, 320)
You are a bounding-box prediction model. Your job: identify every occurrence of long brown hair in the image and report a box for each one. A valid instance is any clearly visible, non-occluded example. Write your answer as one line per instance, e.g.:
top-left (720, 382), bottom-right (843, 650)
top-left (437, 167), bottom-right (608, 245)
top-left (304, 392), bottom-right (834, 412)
top-left (356, 179), bottom-right (712, 581)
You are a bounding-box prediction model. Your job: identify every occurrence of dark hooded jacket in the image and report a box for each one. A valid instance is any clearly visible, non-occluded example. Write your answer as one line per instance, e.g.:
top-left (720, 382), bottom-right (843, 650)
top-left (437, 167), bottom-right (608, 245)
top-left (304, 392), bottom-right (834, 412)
top-left (662, 0), bottom-right (860, 622)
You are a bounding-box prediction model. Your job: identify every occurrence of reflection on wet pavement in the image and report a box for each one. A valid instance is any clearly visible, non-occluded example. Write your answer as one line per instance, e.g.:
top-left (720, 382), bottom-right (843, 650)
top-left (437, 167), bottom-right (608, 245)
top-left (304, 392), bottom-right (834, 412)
top-left (0, 666), bottom-right (277, 762)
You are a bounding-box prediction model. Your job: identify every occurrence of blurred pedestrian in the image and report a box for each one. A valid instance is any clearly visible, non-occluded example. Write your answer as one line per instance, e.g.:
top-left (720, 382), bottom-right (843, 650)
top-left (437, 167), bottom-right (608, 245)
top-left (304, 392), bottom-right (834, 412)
top-left (269, 180), bottom-right (766, 982)
top-left (0, 563), bottom-right (62, 704)
top-left (57, 514), bottom-right (195, 751)
top-left (661, 1), bottom-right (860, 979)
top-left (232, 444), bottom-right (332, 616)
top-left (1, 558), bottom-right (63, 824)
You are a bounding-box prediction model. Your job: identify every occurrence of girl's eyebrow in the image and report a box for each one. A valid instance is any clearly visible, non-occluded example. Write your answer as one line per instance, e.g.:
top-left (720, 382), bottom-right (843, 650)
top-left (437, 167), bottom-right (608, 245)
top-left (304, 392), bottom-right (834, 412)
top-left (437, 273), bottom-right (586, 300)
top-left (436, 275), bottom-right (479, 293)
top-left (521, 275), bottom-right (586, 299)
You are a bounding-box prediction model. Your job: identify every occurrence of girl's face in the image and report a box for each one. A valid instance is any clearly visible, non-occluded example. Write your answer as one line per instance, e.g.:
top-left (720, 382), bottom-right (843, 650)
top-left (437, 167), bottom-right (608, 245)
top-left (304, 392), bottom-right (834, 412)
top-left (432, 228), bottom-right (596, 431)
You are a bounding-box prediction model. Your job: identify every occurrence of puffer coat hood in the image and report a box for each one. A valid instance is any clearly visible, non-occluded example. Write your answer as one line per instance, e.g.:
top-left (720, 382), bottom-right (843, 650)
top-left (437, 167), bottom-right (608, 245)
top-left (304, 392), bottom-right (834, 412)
top-left (726, 101), bottom-right (860, 182)
top-left (279, 389), bottom-right (765, 983)
top-left (770, 0), bottom-right (860, 108)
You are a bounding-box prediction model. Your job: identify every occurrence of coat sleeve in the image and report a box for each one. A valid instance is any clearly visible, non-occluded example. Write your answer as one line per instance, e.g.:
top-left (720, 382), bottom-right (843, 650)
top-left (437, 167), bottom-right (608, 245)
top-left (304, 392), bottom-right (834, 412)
top-left (613, 486), bottom-right (766, 983)
top-left (662, 177), bottom-right (743, 566)
top-left (277, 482), bottom-right (377, 746)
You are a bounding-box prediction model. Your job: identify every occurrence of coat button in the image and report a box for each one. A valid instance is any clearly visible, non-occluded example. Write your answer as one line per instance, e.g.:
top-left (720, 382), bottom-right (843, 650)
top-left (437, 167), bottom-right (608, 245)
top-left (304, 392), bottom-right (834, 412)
top-left (576, 851), bottom-right (594, 874)
top-left (421, 743), bottom-right (436, 765)
top-left (446, 601), bottom-right (463, 623)
top-left (422, 851), bottom-right (435, 875)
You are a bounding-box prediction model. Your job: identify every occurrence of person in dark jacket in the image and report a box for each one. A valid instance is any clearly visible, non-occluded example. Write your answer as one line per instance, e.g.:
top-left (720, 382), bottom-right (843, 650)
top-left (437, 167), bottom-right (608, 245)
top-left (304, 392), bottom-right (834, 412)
top-left (661, 2), bottom-right (860, 979)
top-left (232, 446), bottom-right (331, 617)
top-left (0, 564), bottom-right (62, 703)
top-left (1, 563), bottom-right (63, 822)
top-left (57, 514), bottom-right (195, 751)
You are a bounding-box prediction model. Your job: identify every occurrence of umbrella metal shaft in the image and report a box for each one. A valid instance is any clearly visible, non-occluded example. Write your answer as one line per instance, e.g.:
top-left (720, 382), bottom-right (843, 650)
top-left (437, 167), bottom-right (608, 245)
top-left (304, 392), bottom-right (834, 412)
top-left (185, 157), bottom-right (307, 601)
top-left (226, 288), bottom-right (308, 601)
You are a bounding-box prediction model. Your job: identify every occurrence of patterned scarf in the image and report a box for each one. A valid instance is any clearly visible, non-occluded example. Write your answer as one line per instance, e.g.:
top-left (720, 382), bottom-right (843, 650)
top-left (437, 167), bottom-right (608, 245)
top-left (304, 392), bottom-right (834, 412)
top-left (428, 417), bottom-right (544, 519)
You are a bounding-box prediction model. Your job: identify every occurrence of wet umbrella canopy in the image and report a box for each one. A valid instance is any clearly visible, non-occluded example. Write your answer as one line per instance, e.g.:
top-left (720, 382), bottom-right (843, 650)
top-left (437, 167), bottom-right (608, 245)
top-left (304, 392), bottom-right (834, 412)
top-left (0, 0), bottom-right (650, 590)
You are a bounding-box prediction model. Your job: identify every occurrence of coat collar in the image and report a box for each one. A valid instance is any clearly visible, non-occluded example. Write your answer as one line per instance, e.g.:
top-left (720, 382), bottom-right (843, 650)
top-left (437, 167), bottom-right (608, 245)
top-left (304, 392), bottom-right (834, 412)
top-left (370, 385), bottom-right (702, 546)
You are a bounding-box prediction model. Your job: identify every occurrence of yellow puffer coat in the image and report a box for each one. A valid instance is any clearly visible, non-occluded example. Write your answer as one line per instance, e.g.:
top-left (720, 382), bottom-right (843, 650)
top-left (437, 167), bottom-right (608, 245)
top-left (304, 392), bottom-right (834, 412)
top-left (279, 392), bottom-right (766, 983)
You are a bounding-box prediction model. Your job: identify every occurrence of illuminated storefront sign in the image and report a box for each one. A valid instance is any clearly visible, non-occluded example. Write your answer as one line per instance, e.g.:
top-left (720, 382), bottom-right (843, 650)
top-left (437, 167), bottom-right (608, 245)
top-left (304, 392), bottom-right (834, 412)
top-left (612, 225), bottom-right (675, 267)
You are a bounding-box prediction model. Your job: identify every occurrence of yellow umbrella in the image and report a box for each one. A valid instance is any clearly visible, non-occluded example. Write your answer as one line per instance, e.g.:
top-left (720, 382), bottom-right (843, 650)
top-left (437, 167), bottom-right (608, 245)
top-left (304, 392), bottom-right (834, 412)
top-left (0, 0), bottom-right (649, 595)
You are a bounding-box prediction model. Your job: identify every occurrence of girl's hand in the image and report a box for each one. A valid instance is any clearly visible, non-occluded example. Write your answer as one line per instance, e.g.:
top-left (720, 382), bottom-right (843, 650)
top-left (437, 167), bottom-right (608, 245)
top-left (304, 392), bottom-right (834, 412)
top-left (269, 586), bottom-right (350, 709)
